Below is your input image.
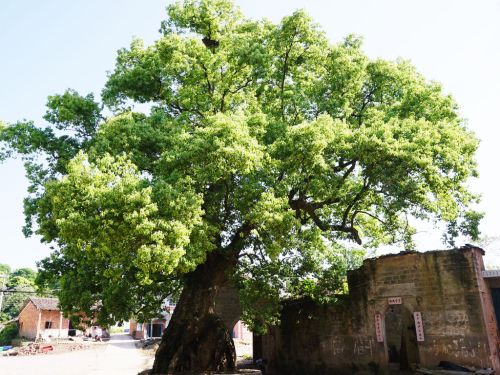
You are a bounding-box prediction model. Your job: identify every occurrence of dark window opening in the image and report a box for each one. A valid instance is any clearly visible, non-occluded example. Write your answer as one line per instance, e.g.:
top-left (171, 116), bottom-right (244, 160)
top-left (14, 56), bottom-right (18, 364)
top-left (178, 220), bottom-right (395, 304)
top-left (491, 288), bottom-right (500, 332)
top-left (45, 321), bottom-right (52, 329)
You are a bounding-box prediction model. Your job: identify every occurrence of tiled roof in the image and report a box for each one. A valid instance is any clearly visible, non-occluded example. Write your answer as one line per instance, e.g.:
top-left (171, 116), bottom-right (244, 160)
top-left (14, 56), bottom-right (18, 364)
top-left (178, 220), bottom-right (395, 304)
top-left (29, 297), bottom-right (60, 311)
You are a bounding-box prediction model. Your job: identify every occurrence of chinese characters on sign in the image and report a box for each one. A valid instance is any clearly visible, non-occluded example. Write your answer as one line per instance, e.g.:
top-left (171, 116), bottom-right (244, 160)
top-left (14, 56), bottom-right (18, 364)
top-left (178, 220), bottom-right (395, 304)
top-left (374, 313), bottom-right (384, 342)
top-left (414, 312), bottom-right (424, 342)
top-left (388, 297), bottom-right (402, 305)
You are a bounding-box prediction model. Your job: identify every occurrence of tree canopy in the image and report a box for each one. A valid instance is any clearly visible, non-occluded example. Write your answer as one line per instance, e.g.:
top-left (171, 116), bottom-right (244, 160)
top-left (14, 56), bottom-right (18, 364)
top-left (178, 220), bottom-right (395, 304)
top-left (0, 265), bottom-right (37, 322)
top-left (0, 0), bottom-right (480, 332)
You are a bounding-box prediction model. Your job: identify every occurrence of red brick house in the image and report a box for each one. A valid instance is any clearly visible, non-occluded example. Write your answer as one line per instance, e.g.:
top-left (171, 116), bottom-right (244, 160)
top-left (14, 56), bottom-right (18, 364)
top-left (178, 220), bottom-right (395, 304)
top-left (18, 297), bottom-right (71, 340)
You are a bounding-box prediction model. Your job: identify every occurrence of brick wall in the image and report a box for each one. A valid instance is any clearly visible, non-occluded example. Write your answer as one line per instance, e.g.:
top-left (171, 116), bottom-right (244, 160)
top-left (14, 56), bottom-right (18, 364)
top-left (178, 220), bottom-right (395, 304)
top-left (19, 301), bottom-right (40, 339)
top-left (260, 247), bottom-right (500, 375)
top-left (39, 310), bottom-right (70, 338)
top-left (129, 320), bottom-right (137, 337)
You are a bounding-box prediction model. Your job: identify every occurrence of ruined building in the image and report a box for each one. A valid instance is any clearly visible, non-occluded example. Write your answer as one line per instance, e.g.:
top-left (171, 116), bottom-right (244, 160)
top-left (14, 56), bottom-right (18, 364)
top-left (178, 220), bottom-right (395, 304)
top-left (255, 245), bottom-right (500, 374)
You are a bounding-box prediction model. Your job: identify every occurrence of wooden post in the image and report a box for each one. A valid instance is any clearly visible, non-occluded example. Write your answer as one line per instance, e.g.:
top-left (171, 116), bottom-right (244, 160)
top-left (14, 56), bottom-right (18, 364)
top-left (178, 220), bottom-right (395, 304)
top-left (59, 311), bottom-right (63, 337)
top-left (36, 309), bottom-right (41, 340)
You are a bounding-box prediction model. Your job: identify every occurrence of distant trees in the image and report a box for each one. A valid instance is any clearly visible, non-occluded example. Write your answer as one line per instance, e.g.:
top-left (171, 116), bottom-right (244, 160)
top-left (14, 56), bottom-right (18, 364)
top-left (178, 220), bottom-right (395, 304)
top-left (0, 264), bottom-right (37, 322)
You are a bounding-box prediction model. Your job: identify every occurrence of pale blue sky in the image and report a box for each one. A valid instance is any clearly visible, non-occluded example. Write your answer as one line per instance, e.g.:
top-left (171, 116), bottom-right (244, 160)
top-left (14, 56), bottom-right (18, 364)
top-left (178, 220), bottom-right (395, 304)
top-left (1, 0), bottom-right (499, 269)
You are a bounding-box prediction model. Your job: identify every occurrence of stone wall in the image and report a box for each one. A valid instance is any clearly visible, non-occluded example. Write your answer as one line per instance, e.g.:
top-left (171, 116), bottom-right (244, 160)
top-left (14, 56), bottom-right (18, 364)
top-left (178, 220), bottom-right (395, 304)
top-left (259, 246), bottom-right (500, 375)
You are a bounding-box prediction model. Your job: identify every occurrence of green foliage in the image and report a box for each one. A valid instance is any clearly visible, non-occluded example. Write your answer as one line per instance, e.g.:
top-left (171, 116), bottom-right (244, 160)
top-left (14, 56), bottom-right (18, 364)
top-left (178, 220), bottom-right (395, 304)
top-left (443, 210), bottom-right (485, 247)
top-left (0, 264), bottom-right (10, 276)
top-left (44, 89), bottom-right (101, 140)
top-left (0, 323), bottom-right (18, 345)
top-left (0, 0), bottom-right (481, 331)
top-left (0, 267), bottom-right (38, 322)
top-left (1, 290), bottom-right (32, 321)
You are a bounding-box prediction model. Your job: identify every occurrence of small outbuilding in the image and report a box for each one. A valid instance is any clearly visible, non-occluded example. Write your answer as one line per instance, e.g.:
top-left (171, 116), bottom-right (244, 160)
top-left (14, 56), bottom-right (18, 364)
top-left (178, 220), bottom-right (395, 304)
top-left (18, 297), bottom-right (71, 340)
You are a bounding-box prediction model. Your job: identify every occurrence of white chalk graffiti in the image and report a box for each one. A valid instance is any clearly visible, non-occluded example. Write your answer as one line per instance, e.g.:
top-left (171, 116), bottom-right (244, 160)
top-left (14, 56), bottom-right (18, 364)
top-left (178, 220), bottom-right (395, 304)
top-left (330, 339), bottom-right (346, 357)
top-left (353, 337), bottom-right (374, 357)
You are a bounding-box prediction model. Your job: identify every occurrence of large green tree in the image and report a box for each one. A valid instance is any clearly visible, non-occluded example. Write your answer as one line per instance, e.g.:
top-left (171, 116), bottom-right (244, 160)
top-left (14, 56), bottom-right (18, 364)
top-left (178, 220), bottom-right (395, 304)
top-left (1, 0), bottom-right (481, 372)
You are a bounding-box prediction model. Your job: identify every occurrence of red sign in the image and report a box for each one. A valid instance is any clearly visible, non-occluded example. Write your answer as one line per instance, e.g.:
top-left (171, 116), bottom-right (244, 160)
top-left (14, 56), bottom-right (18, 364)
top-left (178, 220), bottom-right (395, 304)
top-left (414, 312), bottom-right (425, 342)
top-left (375, 313), bottom-right (384, 342)
top-left (388, 297), bottom-right (402, 305)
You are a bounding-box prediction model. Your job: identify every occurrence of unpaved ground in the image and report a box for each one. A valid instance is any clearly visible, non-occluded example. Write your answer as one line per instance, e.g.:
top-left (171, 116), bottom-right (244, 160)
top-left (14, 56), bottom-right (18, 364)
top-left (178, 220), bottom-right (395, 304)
top-left (0, 334), bottom-right (152, 375)
top-left (234, 339), bottom-right (253, 360)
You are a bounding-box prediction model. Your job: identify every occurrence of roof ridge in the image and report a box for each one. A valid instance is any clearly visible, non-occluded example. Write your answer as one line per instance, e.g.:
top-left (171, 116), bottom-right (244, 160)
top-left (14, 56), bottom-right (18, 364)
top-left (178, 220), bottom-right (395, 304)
top-left (28, 296), bottom-right (61, 311)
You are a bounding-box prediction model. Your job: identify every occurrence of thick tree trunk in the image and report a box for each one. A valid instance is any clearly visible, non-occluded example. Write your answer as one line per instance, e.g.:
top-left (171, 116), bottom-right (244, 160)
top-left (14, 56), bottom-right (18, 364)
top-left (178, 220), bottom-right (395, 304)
top-left (151, 251), bottom-right (237, 374)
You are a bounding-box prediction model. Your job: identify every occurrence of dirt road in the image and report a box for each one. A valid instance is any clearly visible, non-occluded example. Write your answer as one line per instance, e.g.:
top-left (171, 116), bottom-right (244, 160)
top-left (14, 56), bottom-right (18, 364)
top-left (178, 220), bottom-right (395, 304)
top-left (0, 334), bottom-right (152, 375)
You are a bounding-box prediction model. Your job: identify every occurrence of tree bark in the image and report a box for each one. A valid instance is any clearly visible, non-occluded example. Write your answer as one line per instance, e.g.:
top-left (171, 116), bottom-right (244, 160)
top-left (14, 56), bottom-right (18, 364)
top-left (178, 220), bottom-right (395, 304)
top-left (151, 250), bottom-right (237, 374)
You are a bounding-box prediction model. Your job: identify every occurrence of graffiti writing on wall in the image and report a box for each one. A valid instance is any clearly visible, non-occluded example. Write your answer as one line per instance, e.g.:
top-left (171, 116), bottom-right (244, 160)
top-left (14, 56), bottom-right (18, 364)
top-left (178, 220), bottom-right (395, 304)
top-left (353, 336), bottom-right (374, 357)
top-left (329, 338), bottom-right (346, 357)
top-left (430, 338), bottom-right (487, 359)
top-left (423, 310), bottom-right (470, 336)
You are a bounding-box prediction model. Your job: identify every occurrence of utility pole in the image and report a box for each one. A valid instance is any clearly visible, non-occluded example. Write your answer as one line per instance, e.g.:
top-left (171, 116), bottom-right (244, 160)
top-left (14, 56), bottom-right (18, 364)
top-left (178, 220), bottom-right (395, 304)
top-left (0, 274), bottom-right (7, 314)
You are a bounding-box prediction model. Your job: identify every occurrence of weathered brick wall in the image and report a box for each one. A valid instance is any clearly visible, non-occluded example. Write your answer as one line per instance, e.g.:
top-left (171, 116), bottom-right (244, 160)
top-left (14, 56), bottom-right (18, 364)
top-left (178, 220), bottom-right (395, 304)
top-left (129, 320), bottom-right (137, 337)
top-left (40, 310), bottom-right (70, 330)
top-left (19, 302), bottom-right (40, 339)
top-left (260, 247), bottom-right (500, 375)
top-left (261, 297), bottom-right (385, 375)
top-left (40, 310), bottom-right (70, 338)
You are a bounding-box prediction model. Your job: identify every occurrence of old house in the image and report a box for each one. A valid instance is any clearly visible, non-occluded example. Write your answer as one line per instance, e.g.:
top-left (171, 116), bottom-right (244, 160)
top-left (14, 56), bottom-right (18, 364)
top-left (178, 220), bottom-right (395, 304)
top-left (257, 245), bottom-right (500, 374)
top-left (129, 298), bottom-right (176, 339)
top-left (18, 297), bottom-right (71, 340)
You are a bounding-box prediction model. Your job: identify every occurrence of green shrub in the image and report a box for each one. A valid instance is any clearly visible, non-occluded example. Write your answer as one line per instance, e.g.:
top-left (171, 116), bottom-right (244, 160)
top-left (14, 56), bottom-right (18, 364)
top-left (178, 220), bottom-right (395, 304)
top-left (0, 323), bottom-right (19, 346)
top-left (109, 326), bottom-right (125, 334)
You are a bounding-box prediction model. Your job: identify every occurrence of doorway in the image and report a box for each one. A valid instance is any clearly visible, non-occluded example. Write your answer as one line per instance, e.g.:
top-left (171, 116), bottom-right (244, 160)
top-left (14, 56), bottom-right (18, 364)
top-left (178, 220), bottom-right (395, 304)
top-left (147, 323), bottom-right (164, 338)
top-left (385, 305), bottom-right (420, 372)
top-left (491, 288), bottom-right (500, 332)
top-left (152, 323), bottom-right (163, 337)
top-left (232, 320), bottom-right (253, 364)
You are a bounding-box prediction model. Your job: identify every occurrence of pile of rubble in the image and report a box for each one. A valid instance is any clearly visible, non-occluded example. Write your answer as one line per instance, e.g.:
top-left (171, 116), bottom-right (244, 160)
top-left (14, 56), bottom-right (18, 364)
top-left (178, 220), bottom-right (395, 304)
top-left (417, 361), bottom-right (495, 375)
top-left (2, 340), bottom-right (93, 356)
top-left (18, 343), bottom-right (50, 355)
